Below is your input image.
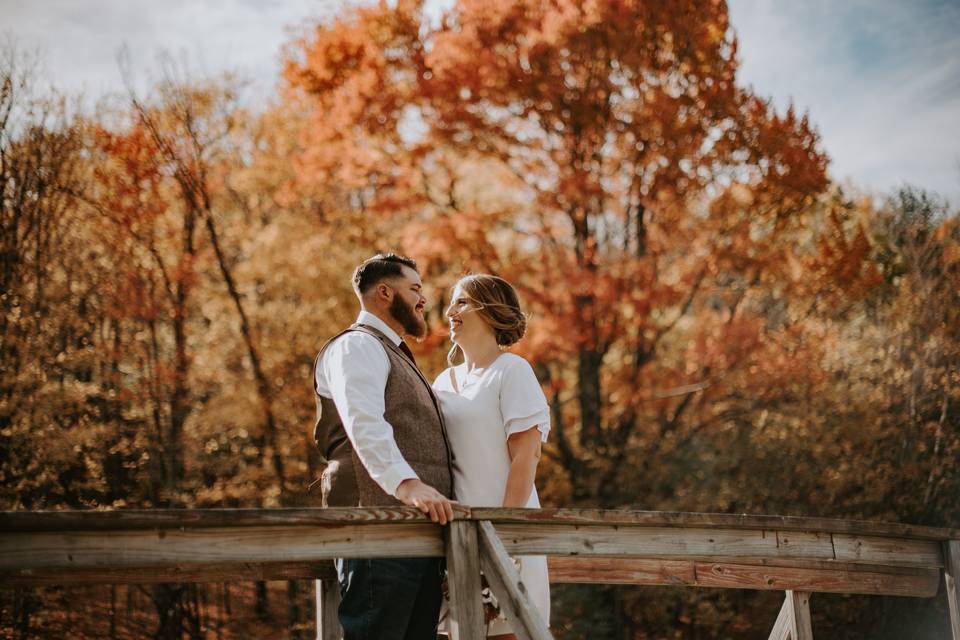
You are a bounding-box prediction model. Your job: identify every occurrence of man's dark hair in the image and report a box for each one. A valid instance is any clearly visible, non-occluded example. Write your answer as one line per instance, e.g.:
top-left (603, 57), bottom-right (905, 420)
top-left (353, 253), bottom-right (418, 294)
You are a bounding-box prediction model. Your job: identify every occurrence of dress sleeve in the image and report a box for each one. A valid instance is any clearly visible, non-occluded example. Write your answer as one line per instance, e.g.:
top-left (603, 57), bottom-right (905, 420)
top-left (499, 356), bottom-right (551, 443)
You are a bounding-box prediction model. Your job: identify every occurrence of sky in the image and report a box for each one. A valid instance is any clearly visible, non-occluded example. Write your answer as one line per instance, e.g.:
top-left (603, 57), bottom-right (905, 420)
top-left (3, 0), bottom-right (959, 203)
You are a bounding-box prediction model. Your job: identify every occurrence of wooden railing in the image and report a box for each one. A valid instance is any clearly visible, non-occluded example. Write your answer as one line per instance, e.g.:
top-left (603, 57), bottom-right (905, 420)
top-left (2, 507), bottom-right (959, 639)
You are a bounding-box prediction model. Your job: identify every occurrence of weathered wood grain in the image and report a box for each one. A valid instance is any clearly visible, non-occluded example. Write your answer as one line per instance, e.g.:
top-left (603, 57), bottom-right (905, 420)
top-left (0, 523), bottom-right (443, 573)
top-left (787, 591), bottom-right (814, 639)
top-left (495, 524), bottom-right (781, 559)
top-left (546, 557), bottom-right (939, 597)
top-left (768, 596), bottom-right (791, 640)
top-left (0, 507), bottom-right (470, 532)
top-left (693, 561), bottom-right (937, 597)
top-left (469, 508), bottom-right (960, 541)
top-left (477, 521), bottom-right (552, 640)
top-left (3, 507), bottom-right (956, 540)
top-left (775, 531), bottom-right (833, 559)
top-left (316, 577), bottom-right (342, 640)
top-left (767, 591), bottom-right (814, 640)
top-left (945, 540), bottom-right (960, 640)
top-left (832, 533), bottom-right (941, 568)
top-left (548, 557), bottom-right (696, 587)
top-left (444, 521), bottom-right (485, 640)
top-left (1, 561), bottom-right (336, 585)
top-left (494, 524), bottom-right (941, 569)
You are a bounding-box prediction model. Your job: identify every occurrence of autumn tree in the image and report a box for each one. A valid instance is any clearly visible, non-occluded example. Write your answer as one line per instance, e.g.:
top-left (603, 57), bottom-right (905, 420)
top-left (285, 0), bottom-right (855, 503)
top-left (0, 46), bottom-right (127, 511)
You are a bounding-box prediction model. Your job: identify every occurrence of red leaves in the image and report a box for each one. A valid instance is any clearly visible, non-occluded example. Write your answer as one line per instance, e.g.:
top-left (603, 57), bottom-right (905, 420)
top-left (280, 0), bottom-right (880, 476)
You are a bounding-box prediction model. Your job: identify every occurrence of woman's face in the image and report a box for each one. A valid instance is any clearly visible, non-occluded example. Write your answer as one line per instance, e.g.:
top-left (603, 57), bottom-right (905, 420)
top-left (445, 283), bottom-right (493, 345)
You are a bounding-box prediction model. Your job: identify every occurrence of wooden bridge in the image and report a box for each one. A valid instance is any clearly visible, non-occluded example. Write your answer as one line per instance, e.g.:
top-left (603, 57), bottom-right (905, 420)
top-left (2, 507), bottom-right (958, 639)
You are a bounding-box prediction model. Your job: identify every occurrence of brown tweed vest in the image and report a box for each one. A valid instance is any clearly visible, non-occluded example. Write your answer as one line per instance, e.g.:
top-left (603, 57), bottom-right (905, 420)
top-left (312, 323), bottom-right (453, 507)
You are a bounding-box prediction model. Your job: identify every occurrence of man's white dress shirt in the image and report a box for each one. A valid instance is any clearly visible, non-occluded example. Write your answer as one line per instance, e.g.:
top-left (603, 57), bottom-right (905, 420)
top-left (315, 311), bottom-right (418, 497)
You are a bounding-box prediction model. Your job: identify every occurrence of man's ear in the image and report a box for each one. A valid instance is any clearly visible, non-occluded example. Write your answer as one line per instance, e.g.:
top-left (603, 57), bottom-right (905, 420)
top-left (376, 282), bottom-right (393, 303)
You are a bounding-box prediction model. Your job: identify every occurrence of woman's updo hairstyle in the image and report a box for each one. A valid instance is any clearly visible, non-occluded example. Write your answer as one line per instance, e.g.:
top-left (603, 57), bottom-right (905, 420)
top-left (448, 274), bottom-right (528, 364)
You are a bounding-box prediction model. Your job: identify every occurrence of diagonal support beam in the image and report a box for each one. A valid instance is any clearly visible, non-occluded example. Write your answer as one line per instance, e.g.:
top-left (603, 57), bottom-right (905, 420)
top-left (768, 590), bottom-right (813, 640)
top-left (476, 521), bottom-right (552, 640)
top-left (768, 595), bottom-right (792, 640)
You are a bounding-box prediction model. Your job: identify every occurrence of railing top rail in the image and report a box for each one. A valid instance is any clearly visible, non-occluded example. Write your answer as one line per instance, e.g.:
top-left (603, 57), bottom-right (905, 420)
top-left (2, 507), bottom-right (957, 540)
top-left (472, 508), bottom-right (960, 541)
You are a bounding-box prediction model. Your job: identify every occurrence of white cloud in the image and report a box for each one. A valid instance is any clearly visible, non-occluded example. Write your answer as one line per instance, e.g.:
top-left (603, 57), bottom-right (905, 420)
top-left (729, 0), bottom-right (960, 203)
top-left (0, 0), bottom-right (329, 102)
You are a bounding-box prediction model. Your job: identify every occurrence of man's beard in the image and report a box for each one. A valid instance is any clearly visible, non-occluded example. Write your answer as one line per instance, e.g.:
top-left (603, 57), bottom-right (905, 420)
top-left (389, 294), bottom-right (427, 339)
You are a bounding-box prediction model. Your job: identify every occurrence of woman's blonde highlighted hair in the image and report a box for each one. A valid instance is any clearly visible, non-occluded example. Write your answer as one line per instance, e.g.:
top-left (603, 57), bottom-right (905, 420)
top-left (448, 274), bottom-right (527, 365)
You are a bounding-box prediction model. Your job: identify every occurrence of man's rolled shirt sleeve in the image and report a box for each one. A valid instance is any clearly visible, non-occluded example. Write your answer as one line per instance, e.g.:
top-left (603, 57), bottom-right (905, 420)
top-left (321, 333), bottom-right (418, 497)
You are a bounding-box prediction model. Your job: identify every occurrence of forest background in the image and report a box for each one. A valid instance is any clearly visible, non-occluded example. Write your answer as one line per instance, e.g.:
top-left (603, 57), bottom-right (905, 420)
top-left (2, 0), bottom-right (959, 638)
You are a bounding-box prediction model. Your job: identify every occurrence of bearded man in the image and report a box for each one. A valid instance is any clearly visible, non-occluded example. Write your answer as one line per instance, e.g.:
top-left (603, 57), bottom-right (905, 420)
top-left (312, 253), bottom-right (456, 640)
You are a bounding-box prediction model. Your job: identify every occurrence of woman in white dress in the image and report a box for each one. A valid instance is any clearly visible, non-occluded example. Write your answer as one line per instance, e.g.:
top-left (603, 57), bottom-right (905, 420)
top-left (432, 274), bottom-right (550, 639)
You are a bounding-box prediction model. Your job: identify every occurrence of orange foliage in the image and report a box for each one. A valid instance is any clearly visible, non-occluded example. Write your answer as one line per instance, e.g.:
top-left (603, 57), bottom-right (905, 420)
top-left (285, 0), bottom-right (853, 502)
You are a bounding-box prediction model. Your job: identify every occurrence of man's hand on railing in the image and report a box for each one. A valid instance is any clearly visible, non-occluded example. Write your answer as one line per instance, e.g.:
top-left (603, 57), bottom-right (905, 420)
top-left (396, 479), bottom-right (458, 525)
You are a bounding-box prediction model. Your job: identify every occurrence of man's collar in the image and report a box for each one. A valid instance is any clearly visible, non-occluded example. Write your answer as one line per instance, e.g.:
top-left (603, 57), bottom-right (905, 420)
top-left (356, 310), bottom-right (402, 346)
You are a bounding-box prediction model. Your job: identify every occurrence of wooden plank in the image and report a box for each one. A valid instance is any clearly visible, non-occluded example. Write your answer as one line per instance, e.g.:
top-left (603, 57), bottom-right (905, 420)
top-left (832, 533), bottom-right (942, 568)
top-left (0, 523), bottom-right (442, 573)
top-left (18, 553), bottom-right (934, 597)
top-left (693, 561), bottom-right (938, 597)
top-left (0, 506), bottom-right (471, 532)
top-left (470, 508), bottom-right (960, 541)
top-left (768, 596), bottom-right (791, 640)
top-left (775, 531), bottom-right (833, 559)
top-left (3, 507), bottom-right (956, 541)
top-left (546, 557), bottom-right (939, 597)
top-left (0, 561), bottom-right (336, 586)
top-left (493, 524), bottom-right (941, 569)
top-left (548, 557), bottom-right (696, 587)
top-left (477, 521), bottom-right (552, 640)
top-left (787, 591), bottom-right (814, 639)
top-left (495, 524), bottom-right (780, 559)
top-left (444, 521), bottom-right (485, 640)
top-left (945, 540), bottom-right (960, 640)
top-left (316, 577), bottom-right (342, 640)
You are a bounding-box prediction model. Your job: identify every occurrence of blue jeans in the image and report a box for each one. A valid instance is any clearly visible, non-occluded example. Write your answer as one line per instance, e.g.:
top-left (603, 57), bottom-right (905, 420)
top-left (336, 557), bottom-right (444, 640)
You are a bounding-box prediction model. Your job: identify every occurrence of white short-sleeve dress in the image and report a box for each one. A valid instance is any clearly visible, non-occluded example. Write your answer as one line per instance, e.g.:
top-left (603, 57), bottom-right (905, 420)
top-left (433, 352), bottom-right (550, 636)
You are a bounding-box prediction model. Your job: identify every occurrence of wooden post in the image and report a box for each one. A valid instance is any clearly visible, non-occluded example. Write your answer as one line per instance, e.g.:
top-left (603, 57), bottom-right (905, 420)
top-left (444, 521), bottom-right (486, 640)
top-left (945, 540), bottom-right (960, 640)
top-left (476, 521), bottom-right (552, 640)
top-left (315, 577), bottom-right (341, 640)
top-left (787, 591), bottom-right (813, 640)
top-left (768, 591), bottom-right (813, 640)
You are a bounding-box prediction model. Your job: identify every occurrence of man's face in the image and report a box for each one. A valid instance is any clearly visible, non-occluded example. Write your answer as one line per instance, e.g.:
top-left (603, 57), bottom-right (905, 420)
top-left (387, 266), bottom-right (428, 339)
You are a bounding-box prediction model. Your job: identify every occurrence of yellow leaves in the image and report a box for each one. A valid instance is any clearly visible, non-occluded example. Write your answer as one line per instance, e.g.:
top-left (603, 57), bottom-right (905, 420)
top-left (727, 182), bottom-right (754, 207)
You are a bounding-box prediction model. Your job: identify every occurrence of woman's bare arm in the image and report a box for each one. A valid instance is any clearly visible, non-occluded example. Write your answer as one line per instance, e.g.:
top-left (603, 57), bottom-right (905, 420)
top-left (502, 427), bottom-right (543, 507)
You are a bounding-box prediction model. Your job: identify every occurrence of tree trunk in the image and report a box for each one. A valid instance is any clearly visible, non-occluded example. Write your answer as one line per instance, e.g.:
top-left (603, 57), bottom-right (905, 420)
top-left (14, 587), bottom-right (33, 639)
top-left (110, 584), bottom-right (118, 639)
top-left (203, 212), bottom-right (286, 490)
top-left (216, 583), bottom-right (225, 639)
top-left (287, 580), bottom-right (302, 639)
top-left (188, 584), bottom-right (201, 639)
top-left (151, 584), bottom-right (184, 640)
top-left (167, 207), bottom-right (196, 500)
top-left (255, 581), bottom-right (270, 622)
top-left (577, 347), bottom-right (603, 447)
